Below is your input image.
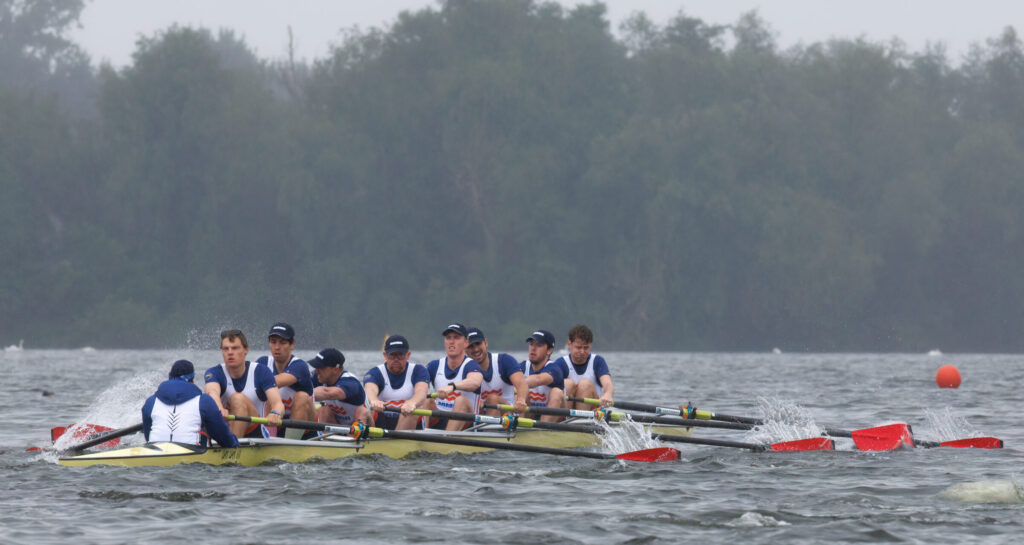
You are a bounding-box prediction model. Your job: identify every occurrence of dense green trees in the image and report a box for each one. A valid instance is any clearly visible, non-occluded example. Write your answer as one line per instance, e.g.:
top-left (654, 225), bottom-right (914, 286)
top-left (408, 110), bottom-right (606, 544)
top-left (3, 0), bottom-right (1024, 351)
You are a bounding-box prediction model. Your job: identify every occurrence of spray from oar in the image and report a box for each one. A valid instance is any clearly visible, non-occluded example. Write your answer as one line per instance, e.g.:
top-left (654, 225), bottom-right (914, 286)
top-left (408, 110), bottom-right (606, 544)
top-left (51, 372), bottom-right (162, 452)
top-left (923, 407), bottom-right (982, 442)
top-left (592, 414), bottom-right (664, 455)
top-left (742, 398), bottom-right (824, 446)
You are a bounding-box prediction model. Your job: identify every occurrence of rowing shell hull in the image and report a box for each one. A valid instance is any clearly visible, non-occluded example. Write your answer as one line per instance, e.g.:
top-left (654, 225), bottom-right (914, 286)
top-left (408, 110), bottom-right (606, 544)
top-left (59, 424), bottom-right (693, 467)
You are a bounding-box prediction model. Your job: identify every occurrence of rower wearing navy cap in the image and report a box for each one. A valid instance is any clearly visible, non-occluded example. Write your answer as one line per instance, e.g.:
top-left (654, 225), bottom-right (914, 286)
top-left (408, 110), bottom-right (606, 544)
top-left (363, 335), bottom-right (430, 430)
top-left (203, 329), bottom-right (284, 438)
top-left (465, 327), bottom-right (528, 416)
top-left (423, 323), bottom-right (484, 430)
top-left (309, 348), bottom-right (371, 428)
top-left (142, 360), bottom-right (239, 448)
top-left (553, 324), bottom-right (614, 409)
top-left (522, 329), bottom-right (567, 422)
top-left (254, 322), bottom-right (315, 431)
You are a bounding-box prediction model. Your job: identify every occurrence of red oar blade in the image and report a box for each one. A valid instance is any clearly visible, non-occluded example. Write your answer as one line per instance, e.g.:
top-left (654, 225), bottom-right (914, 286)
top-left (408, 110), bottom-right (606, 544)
top-left (615, 447), bottom-right (680, 462)
top-left (851, 424), bottom-right (914, 451)
top-left (52, 424), bottom-right (119, 446)
top-left (938, 437), bottom-right (1003, 449)
top-left (769, 437), bottom-right (835, 452)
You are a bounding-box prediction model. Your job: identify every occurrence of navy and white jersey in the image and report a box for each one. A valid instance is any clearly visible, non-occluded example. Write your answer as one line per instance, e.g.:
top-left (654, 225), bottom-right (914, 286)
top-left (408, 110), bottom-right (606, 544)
top-left (426, 356), bottom-right (483, 413)
top-left (476, 352), bottom-right (523, 408)
top-left (363, 363), bottom-right (430, 409)
top-left (203, 361), bottom-right (277, 416)
top-left (255, 355), bottom-right (314, 414)
top-left (142, 379), bottom-right (238, 447)
top-left (553, 354), bottom-right (611, 396)
top-left (313, 371), bottom-right (367, 426)
top-left (522, 359), bottom-right (566, 407)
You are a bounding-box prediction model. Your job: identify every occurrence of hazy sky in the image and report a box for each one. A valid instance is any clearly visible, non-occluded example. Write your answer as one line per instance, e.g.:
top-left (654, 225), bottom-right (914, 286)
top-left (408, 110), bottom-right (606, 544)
top-left (70, 0), bottom-right (1023, 67)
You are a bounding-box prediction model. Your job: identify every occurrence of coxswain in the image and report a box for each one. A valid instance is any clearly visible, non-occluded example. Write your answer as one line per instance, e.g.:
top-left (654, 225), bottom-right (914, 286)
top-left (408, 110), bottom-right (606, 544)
top-left (254, 322), bottom-right (315, 432)
top-left (553, 324), bottom-right (614, 408)
top-left (142, 359), bottom-right (238, 447)
top-left (465, 326), bottom-right (528, 416)
top-left (362, 335), bottom-right (430, 430)
top-left (522, 329), bottom-right (566, 423)
top-left (203, 329), bottom-right (284, 438)
top-left (308, 347), bottom-right (371, 428)
top-left (423, 323), bottom-right (483, 430)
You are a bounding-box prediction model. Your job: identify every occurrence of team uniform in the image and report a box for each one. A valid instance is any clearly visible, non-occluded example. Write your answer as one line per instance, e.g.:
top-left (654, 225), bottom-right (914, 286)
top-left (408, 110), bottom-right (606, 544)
top-left (362, 363), bottom-right (430, 429)
top-left (426, 357), bottom-right (483, 412)
top-left (476, 352), bottom-right (523, 411)
top-left (255, 354), bottom-right (314, 416)
top-left (203, 361), bottom-right (278, 438)
top-left (552, 354), bottom-right (611, 396)
top-left (313, 371), bottom-right (367, 427)
top-left (521, 359), bottom-right (566, 408)
top-left (142, 379), bottom-right (238, 447)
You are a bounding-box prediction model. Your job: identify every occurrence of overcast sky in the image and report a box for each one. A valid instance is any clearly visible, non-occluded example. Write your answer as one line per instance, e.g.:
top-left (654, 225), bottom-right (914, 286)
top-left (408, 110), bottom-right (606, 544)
top-left (70, 0), bottom-right (1023, 67)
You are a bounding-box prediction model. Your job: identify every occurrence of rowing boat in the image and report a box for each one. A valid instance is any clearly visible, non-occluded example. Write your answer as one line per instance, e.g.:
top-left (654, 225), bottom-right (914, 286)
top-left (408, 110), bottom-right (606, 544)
top-left (59, 422), bottom-right (693, 467)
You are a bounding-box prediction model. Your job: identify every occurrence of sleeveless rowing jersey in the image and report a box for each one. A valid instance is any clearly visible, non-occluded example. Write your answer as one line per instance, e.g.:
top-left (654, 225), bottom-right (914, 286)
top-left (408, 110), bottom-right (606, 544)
top-left (523, 359), bottom-right (564, 408)
top-left (256, 355), bottom-right (313, 414)
top-left (428, 356), bottom-right (481, 413)
top-left (372, 363), bottom-right (419, 409)
top-left (555, 354), bottom-right (610, 396)
top-left (148, 396), bottom-right (202, 444)
top-left (477, 352), bottom-right (520, 410)
top-left (316, 371), bottom-right (366, 426)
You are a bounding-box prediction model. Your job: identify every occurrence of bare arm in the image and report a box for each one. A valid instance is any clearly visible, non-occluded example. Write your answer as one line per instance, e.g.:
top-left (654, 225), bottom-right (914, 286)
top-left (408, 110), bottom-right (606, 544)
top-left (364, 382), bottom-right (384, 412)
top-left (526, 372), bottom-right (553, 388)
top-left (599, 375), bottom-right (614, 406)
top-left (205, 383), bottom-right (227, 416)
top-left (275, 372), bottom-right (297, 388)
top-left (314, 385), bottom-right (348, 401)
top-left (509, 371), bottom-right (528, 413)
top-left (402, 381), bottom-right (430, 415)
top-left (264, 387), bottom-right (284, 426)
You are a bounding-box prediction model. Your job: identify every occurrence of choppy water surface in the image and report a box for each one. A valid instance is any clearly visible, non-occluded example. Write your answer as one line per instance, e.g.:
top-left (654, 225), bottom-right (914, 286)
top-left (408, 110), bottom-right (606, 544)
top-left (2, 350), bottom-right (1021, 544)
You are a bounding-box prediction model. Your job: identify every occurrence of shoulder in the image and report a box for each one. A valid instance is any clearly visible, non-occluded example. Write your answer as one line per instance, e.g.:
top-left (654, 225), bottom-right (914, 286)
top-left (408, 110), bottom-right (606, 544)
top-left (253, 363), bottom-right (275, 379)
top-left (463, 358), bottom-right (483, 374)
top-left (426, 359), bottom-right (440, 374)
top-left (363, 367), bottom-right (384, 384)
top-left (203, 365), bottom-right (225, 384)
top-left (593, 355), bottom-right (610, 373)
top-left (410, 364), bottom-right (430, 382)
top-left (254, 355), bottom-right (269, 366)
top-left (286, 359), bottom-right (311, 377)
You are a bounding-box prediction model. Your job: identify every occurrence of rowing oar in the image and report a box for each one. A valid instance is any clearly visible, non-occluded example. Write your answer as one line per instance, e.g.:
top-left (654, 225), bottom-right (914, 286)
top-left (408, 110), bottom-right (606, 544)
top-left (228, 415), bottom-right (679, 462)
top-left (64, 423), bottom-right (143, 452)
top-left (413, 408), bottom-right (833, 452)
top-left (483, 403), bottom-right (753, 431)
top-left (569, 397), bottom-right (1003, 450)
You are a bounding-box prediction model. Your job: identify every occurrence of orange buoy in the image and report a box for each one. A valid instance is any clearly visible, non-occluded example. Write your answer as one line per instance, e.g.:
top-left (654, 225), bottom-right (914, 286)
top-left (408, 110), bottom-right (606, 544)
top-left (936, 364), bottom-right (961, 388)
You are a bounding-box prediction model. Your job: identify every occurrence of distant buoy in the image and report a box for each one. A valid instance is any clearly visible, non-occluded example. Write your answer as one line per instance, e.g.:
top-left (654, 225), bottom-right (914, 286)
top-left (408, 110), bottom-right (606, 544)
top-left (936, 364), bottom-right (961, 388)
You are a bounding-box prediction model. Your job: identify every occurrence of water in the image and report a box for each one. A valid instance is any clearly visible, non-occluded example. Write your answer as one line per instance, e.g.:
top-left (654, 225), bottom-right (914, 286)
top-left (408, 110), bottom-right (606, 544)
top-left (2, 350), bottom-right (1021, 544)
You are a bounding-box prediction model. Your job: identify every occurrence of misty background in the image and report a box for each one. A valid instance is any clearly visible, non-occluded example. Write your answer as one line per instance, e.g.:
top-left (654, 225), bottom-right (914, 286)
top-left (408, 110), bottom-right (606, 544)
top-left (3, 0), bottom-right (1024, 352)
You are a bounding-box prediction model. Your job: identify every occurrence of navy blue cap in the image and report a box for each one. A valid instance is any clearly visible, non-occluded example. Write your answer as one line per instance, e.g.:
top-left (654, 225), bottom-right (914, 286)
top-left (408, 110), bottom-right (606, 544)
top-left (442, 323), bottom-right (468, 337)
top-left (268, 322), bottom-right (295, 341)
top-left (384, 335), bottom-right (410, 354)
top-left (308, 348), bottom-right (345, 369)
top-left (525, 329), bottom-right (555, 348)
top-left (169, 359), bottom-right (195, 381)
top-left (466, 327), bottom-right (486, 345)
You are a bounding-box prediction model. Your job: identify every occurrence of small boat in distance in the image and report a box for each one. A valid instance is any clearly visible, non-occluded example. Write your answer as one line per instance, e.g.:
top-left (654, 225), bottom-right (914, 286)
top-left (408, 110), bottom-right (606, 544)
top-left (4, 339), bottom-right (24, 351)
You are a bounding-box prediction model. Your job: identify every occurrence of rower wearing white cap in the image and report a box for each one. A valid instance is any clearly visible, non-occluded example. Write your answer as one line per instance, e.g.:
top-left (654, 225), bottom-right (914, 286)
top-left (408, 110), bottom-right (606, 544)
top-left (363, 335), bottom-right (430, 430)
top-left (522, 329), bottom-right (567, 422)
top-left (309, 348), bottom-right (371, 428)
top-left (203, 329), bottom-right (284, 438)
top-left (423, 323), bottom-right (484, 430)
top-left (553, 324), bottom-right (614, 409)
top-left (142, 359), bottom-right (238, 447)
top-left (465, 327), bottom-right (528, 416)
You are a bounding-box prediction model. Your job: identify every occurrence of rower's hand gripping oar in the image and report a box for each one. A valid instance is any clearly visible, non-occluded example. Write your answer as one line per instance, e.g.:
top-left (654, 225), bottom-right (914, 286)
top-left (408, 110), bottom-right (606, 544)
top-left (569, 397), bottom-right (1003, 450)
top-left (414, 408), bottom-right (834, 452)
top-left (229, 415), bottom-right (680, 462)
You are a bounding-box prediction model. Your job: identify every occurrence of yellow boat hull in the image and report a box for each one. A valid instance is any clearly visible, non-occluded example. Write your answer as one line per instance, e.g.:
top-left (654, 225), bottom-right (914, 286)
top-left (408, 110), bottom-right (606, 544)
top-left (59, 424), bottom-right (693, 467)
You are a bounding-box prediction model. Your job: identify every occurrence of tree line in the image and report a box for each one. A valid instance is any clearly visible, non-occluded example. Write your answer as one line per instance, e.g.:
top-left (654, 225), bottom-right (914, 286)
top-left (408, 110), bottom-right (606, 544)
top-left (3, 0), bottom-right (1024, 352)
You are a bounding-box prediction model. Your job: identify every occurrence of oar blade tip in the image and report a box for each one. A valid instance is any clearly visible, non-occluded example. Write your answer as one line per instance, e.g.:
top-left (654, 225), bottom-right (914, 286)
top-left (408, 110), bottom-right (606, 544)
top-left (939, 437), bottom-right (1003, 449)
top-left (769, 437), bottom-right (835, 452)
top-left (616, 447), bottom-right (680, 462)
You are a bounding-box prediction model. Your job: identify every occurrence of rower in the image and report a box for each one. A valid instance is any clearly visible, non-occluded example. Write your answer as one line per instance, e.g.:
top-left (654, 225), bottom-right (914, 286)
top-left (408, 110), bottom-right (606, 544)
top-left (423, 323), bottom-right (483, 430)
top-left (522, 329), bottom-right (566, 422)
top-left (362, 334), bottom-right (430, 430)
top-left (309, 347), bottom-right (371, 428)
top-left (203, 329), bottom-right (284, 438)
top-left (142, 359), bottom-right (238, 448)
top-left (553, 324), bottom-right (614, 409)
top-left (254, 322), bottom-right (315, 432)
top-left (465, 326), bottom-right (528, 416)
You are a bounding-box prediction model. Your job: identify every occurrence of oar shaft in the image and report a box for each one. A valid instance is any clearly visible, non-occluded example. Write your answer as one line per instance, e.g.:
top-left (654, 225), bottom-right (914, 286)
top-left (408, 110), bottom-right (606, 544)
top-left (67, 423), bottom-right (143, 452)
top-left (569, 397), bottom-right (764, 425)
top-left (484, 404), bottom-right (753, 431)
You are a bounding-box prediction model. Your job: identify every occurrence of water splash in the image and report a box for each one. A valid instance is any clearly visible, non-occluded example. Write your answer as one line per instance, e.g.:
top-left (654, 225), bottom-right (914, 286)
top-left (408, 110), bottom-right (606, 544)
top-left (744, 397), bottom-right (823, 444)
top-left (923, 407), bottom-right (982, 442)
top-left (727, 512), bottom-right (790, 527)
top-left (593, 416), bottom-right (663, 454)
top-left (939, 478), bottom-right (1024, 504)
top-left (52, 371), bottom-right (163, 451)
